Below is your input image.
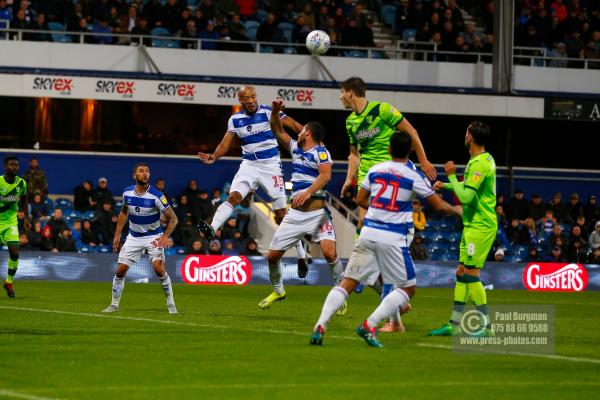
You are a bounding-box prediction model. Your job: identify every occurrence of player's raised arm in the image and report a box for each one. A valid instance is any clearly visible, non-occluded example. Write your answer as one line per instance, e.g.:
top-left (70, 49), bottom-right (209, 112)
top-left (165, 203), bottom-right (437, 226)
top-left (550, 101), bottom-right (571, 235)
top-left (396, 118), bottom-right (436, 181)
top-left (198, 131), bottom-right (236, 164)
top-left (341, 145), bottom-right (360, 196)
top-left (112, 204), bottom-right (129, 252)
top-left (444, 161), bottom-right (476, 205)
top-left (281, 114), bottom-right (304, 134)
top-left (292, 162), bottom-right (332, 208)
top-left (270, 99), bottom-right (292, 148)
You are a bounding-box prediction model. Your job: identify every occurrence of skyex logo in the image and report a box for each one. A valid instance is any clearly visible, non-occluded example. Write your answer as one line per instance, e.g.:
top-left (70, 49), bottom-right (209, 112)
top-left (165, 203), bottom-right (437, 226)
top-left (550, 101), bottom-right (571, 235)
top-left (95, 80), bottom-right (135, 98)
top-left (524, 263), bottom-right (588, 292)
top-left (157, 83), bottom-right (195, 99)
top-left (181, 255), bottom-right (252, 285)
top-left (32, 77), bottom-right (73, 94)
top-left (217, 86), bottom-right (241, 98)
top-left (277, 88), bottom-right (314, 105)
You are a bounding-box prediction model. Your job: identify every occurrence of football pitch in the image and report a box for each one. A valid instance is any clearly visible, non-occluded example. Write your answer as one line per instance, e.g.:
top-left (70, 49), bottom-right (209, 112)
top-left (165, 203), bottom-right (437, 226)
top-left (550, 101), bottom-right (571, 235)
top-left (1, 282), bottom-right (599, 400)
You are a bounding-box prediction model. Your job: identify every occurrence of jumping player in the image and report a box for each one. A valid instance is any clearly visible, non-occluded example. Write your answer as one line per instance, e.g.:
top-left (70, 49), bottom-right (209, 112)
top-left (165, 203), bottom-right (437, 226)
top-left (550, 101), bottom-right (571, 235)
top-left (259, 99), bottom-right (345, 311)
top-left (197, 85), bottom-right (310, 276)
top-left (102, 162), bottom-right (179, 314)
top-left (310, 132), bottom-right (460, 347)
top-left (1, 156), bottom-right (30, 297)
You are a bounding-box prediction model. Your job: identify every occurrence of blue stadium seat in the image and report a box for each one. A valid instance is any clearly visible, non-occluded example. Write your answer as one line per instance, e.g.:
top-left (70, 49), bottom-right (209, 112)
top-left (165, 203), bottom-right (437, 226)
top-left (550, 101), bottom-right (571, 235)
top-left (283, 46), bottom-right (297, 54)
top-left (277, 22), bottom-right (294, 43)
top-left (402, 29), bottom-right (417, 42)
top-left (246, 26), bottom-right (258, 41)
top-left (151, 27), bottom-right (180, 48)
top-left (433, 232), bottom-right (451, 244)
top-left (260, 46), bottom-right (274, 53)
top-left (174, 246), bottom-right (186, 255)
top-left (345, 50), bottom-right (367, 58)
top-left (83, 210), bottom-right (96, 220)
top-left (67, 210), bottom-right (83, 220)
top-left (448, 232), bottom-right (462, 244)
top-left (48, 22), bottom-right (72, 43)
top-left (244, 20), bottom-right (260, 31)
top-left (430, 249), bottom-right (449, 261)
top-left (44, 198), bottom-right (55, 209)
top-left (420, 229), bottom-right (434, 243)
top-left (255, 9), bottom-right (268, 23)
top-left (95, 245), bottom-right (111, 254)
top-left (55, 198), bottom-right (74, 209)
top-left (381, 5), bottom-right (397, 31)
top-left (115, 199), bottom-right (123, 208)
top-left (78, 246), bottom-right (94, 254)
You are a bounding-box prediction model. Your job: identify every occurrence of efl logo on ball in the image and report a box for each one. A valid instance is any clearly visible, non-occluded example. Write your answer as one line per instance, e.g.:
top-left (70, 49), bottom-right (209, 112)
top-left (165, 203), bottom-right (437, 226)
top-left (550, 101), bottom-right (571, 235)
top-left (181, 255), bottom-right (252, 285)
top-left (523, 263), bottom-right (588, 292)
top-left (306, 30), bottom-right (330, 55)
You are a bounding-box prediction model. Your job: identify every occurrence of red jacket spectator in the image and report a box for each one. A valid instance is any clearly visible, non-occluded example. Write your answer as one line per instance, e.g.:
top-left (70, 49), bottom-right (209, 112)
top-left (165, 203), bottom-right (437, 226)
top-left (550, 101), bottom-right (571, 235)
top-left (550, 0), bottom-right (568, 22)
top-left (234, 0), bottom-right (256, 19)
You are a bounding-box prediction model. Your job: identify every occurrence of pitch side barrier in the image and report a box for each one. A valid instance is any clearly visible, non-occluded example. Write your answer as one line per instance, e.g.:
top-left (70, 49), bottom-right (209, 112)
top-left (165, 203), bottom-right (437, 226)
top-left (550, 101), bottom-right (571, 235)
top-left (2, 149), bottom-right (600, 201)
top-left (2, 252), bottom-right (597, 291)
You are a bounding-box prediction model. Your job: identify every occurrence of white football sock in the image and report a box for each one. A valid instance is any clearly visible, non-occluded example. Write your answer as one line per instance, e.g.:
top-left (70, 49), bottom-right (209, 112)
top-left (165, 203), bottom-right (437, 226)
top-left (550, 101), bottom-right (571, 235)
top-left (315, 286), bottom-right (348, 329)
top-left (328, 258), bottom-right (344, 285)
top-left (159, 273), bottom-right (175, 305)
top-left (268, 262), bottom-right (284, 295)
top-left (111, 276), bottom-right (125, 306)
top-left (295, 241), bottom-right (307, 259)
top-left (367, 288), bottom-right (409, 328)
top-left (210, 202), bottom-right (234, 231)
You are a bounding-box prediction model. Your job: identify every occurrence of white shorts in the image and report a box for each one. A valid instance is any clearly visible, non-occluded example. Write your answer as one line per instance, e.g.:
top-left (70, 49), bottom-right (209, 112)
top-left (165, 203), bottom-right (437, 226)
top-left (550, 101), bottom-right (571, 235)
top-left (344, 238), bottom-right (416, 288)
top-left (118, 234), bottom-right (165, 266)
top-left (360, 227), bottom-right (415, 286)
top-left (230, 159), bottom-right (286, 208)
top-left (270, 208), bottom-right (336, 251)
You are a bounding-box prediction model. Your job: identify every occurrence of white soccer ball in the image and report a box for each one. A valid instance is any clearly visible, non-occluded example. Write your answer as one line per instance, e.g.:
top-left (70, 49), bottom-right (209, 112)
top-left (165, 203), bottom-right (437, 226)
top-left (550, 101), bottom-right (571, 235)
top-left (306, 30), bottom-right (330, 55)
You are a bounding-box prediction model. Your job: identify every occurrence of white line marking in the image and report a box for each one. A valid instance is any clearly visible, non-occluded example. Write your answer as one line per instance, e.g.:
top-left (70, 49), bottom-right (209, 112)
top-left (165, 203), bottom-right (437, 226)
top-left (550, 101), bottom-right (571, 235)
top-left (417, 343), bottom-right (600, 365)
top-left (4, 305), bottom-right (600, 365)
top-left (0, 389), bottom-right (63, 400)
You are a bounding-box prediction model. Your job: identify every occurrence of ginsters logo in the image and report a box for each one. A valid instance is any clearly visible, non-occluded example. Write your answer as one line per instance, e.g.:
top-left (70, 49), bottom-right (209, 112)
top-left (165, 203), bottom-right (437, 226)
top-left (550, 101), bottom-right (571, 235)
top-left (181, 255), bottom-right (252, 285)
top-left (157, 83), bottom-right (196, 100)
top-left (524, 263), bottom-right (588, 292)
top-left (32, 77), bottom-right (73, 95)
top-left (95, 80), bottom-right (135, 98)
top-left (277, 88), bottom-right (314, 106)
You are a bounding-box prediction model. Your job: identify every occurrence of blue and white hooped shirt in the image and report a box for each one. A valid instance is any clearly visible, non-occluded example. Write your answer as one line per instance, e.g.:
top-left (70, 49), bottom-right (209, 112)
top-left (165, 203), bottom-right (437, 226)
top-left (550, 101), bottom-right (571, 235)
top-left (289, 139), bottom-right (332, 200)
top-left (122, 185), bottom-right (170, 238)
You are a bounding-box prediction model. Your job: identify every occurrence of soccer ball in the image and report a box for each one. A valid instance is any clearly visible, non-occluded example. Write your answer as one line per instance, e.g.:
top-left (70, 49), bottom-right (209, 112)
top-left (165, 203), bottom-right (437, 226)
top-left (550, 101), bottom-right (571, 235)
top-left (305, 30), bottom-right (330, 55)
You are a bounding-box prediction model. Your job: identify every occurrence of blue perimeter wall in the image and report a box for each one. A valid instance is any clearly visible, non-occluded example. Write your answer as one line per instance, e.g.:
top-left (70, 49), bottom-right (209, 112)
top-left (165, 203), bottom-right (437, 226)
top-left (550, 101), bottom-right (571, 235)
top-left (3, 150), bottom-right (600, 200)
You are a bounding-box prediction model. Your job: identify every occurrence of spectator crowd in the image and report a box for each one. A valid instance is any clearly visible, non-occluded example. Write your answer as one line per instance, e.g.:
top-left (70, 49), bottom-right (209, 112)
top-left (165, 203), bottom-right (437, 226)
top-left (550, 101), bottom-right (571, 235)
top-left (16, 158), bottom-right (261, 257)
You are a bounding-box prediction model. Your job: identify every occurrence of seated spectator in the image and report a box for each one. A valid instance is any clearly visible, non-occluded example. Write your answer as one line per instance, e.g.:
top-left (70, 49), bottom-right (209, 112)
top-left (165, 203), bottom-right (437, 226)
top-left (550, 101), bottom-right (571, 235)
top-left (10, 9), bottom-right (28, 40)
top-left (74, 180), bottom-right (97, 212)
top-left (523, 217), bottom-right (538, 246)
top-left (583, 195), bottom-right (599, 228)
top-left (131, 15), bottom-right (151, 46)
top-left (588, 247), bottom-right (600, 264)
top-left (448, 35), bottom-right (472, 62)
top-left (19, 233), bottom-right (37, 251)
top-left (208, 239), bottom-right (222, 255)
top-left (292, 15), bottom-right (310, 51)
top-left (70, 17), bottom-right (94, 43)
top-left (235, 0), bottom-right (257, 20)
top-left (26, 221), bottom-right (43, 250)
top-left (412, 199), bottom-right (426, 231)
top-left (570, 225), bottom-right (587, 246)
top-left (93, 18), bottom-right (113, 44)
top-left (315, 5), bottom-right (329, 31)
top-left (549, 224), bottom-right (569, 252)
top-left (494, 248), bottom-right (505, 262)
top-left (95, 201), bottom-right (115, 244)
top-left (580, 38), bottom-right (600, 69)
top-left (81, 219), bottom-right (99, 247)
top-left (506, 218), bottom-right (530, 245)
top-left (71, 219), bottom-right (83, 248)
top-left (222, 217), bottom-right (238, 239)
top-left (243, 239), bottom-right (262, 256)
top-left (40, 223), bottom-right (55, 251)
top-left (566, 238), bottom-right (586, 263)
top-left (565, 30), bottom-right (584, 58)
top-left (55, 228), bottom-right (77, 252)
top-left (228, 13), bottom-right (245, 36)
top-left (539, 209), bottom-right (557, 236)
top-left (526, 247), bottom-right (542, 262)
top-left (181, 19), bottom-right (199, 49)
top-left (0, 0), bottom-right (12, 22)
top-left (222, 240), bottom-right (238, 256)
top-left (506, 189), bottom-right (529, 221)
top-left (211, 189), bottom-right (222, 208)
top-left (495, 204), bottom-right (507, 229)
top-left (199, 0), bottom-right (216, 22)
top-left (94, 177), bottom-right (114, 209)
top-left (575, 215), bottom-right (589, 239)
top-left (546, 245), bottom-right (565, 262)
top-left (231, 231), bottom-right (246, 253)
top-left (26, 12), bottom-right (51, 42)
top-left (546, 192), bottom-right (565, 222)
top-left (548, 42), bottom-right (569, 67)
top-left (197, 191), bottom-right (213, 221)
top-left (589, 221), bottom-right (600, 249)
top-left (528, 194), bottom-right (546, 222)
top-left (29, 193), bottom-right (49, 220)
top-left (564, 193), bottom-right (583, 225)
top-left (409, 234), bottom-right (428, 260)
top-left (358, 17), bottom-right (379, 48)
top-left (341, 18), bottom-right (361, 47)
top-left (234, 198), bottom-right (251, 234)
top-left (164, 237), bottom-right (177, 256)
top-left (257, 12), bottom-right (285, 44)
top-left (187, 238), bottom-right (207, 255)
top-left (161, 0), bottom-right (184, 33)
top-left (47, 209), bottom-right (70, 238)
top-left (199, 19), bottom-right (220, 50)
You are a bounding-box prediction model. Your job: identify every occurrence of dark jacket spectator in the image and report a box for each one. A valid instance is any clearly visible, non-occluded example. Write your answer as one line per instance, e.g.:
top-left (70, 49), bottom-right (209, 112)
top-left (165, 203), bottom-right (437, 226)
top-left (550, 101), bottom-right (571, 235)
top-left (19, 232), bottom-right (38, 251)
top-left (29, 193), bottom-right (49, 220)
top-left (197, 191), bottom-right (213, 221)
top-left (160, 0), bottom-right (184, 33)
top-left (55, 228), bottom-right (77, 252)
top-left (26, 221), bottom-right (44, 250)
top-left (506, 190), bottom-right (529, 221)
top-left (231, 231), bottom-right (247, 253)
top-left (199, 20), bottom-right (219, 49)
top-left (94, 177), bottom-right (114, 209)
top-left (221, 217), bottom-right (238, 240)
top-left (95, 202), bottom-right (116, 244)
top-left (528, 194), bottom-right (546, 222)
top-left (243, 239), bottom-right (262, 256)
top-left (257, 13), bottom-right (285, 43)
top-left (549, 225), bottom-right (569, 253)
top-left (546, 245), bottom-right (565, 262)
top-left (131, 16), bottom-right (152, 46)
top-left (81, 219), bottom-right (99, 247)
top-left (187, 239), bottom-right (207, 255)
top-left (409, 235), bottom-right (428, 260)
top-left (588, 247), bottom-right (600, 264)
top-left (222, 240), bottom-right (239, 256)
top-left (341, 18), bottom-right (361, 47)
top-left (569, 225), bottom-right (587, 247)
top-left (564, 193), bottom-right (583, 225)
top-left (292, 15), bottom-right (310, 48)
top-left (546, 192), bottom-right (565, 222)
top-left (525, 247), bottom-right (542, 262)
top-left (583, 195), bottom-right (599, 227)
top-left (74, 180), bottom-right (97, 212)
top-left (26, 12), bottom-right (51, 42)
top-left (506, 219), bottom-right (530, 245)
top-left (22, 158), bottom-right (48, 199)
top-left (47, 209), bottom-right (70, 240)
top-left (566, 238), bottom-right (586, 263)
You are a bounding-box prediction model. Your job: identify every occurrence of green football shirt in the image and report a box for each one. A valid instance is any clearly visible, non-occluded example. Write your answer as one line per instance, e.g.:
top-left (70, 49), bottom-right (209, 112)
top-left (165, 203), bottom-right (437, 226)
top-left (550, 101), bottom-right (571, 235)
top-left (346, 101), bottom-right (404, 165)
top-left (462, 152), bottom-right (497, 230)
top-left (0, 175), bottom-right (26, 226)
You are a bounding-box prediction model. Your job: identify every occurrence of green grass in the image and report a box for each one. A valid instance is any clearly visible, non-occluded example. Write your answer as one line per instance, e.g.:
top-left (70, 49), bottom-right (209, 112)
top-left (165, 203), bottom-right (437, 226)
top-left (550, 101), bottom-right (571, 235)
top-left (1, 281), bottom-right (599, 400)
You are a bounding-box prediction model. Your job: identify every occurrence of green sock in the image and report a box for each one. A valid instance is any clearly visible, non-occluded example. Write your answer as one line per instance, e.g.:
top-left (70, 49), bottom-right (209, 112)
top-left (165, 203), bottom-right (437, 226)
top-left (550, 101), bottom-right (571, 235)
top-left (450, 275), bottom-right (468, 325)
top-left (6, 258), bottom-right (18, 284)
top-left (465, 275), bottom-right (490, 328)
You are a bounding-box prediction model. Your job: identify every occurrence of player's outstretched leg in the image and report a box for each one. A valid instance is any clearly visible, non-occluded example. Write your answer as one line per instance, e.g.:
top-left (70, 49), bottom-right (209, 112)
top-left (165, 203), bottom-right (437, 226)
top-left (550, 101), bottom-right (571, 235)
top-left (358, 288), bottom-right (411, 347)
top-left (3, 246), bottom-right (19, 298)
top-left (159, 272), bottom-right (177, 314)
top-left (310, 282), bottom-right (354, 345)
